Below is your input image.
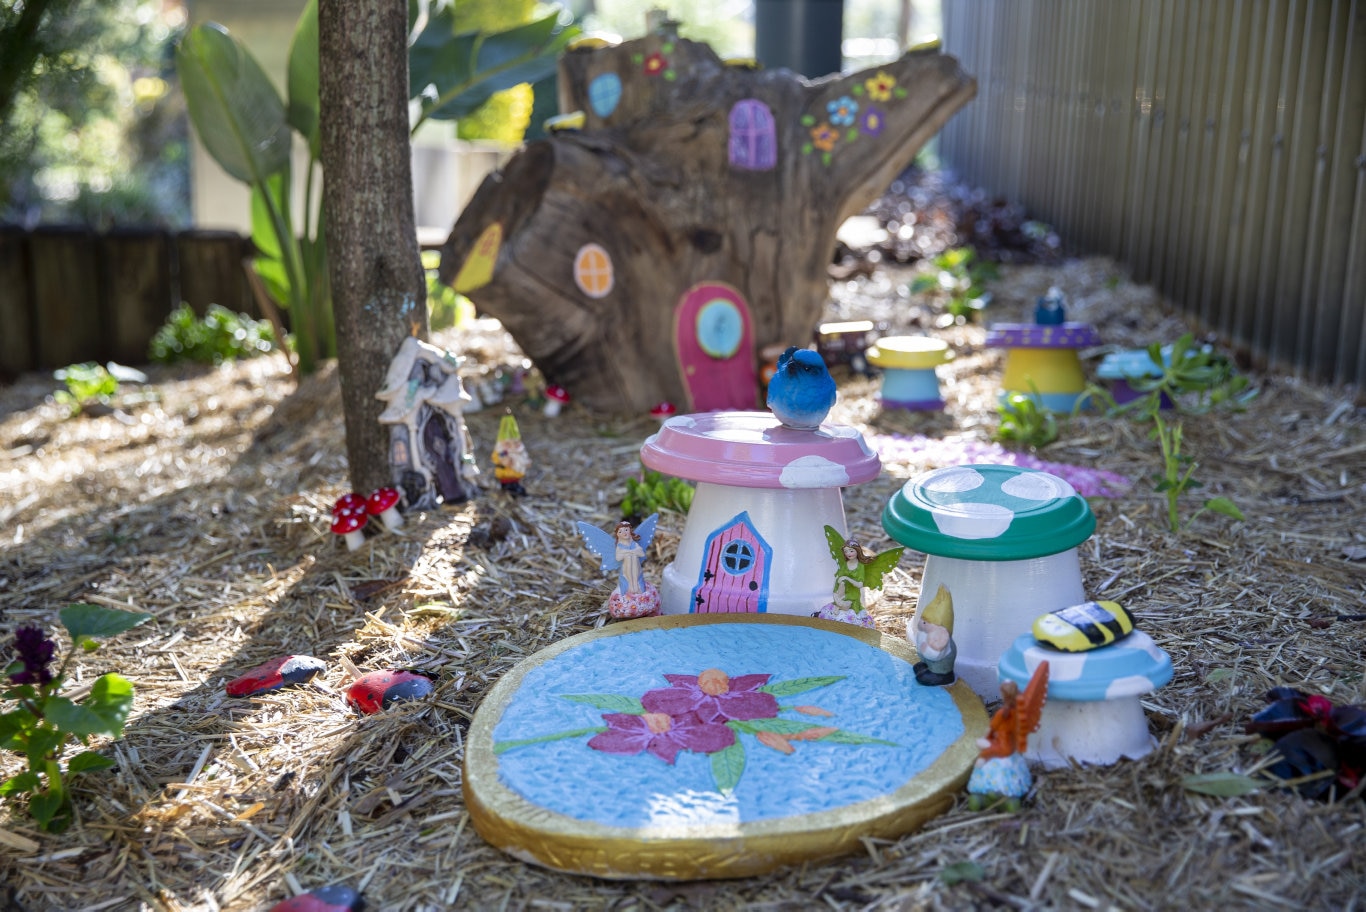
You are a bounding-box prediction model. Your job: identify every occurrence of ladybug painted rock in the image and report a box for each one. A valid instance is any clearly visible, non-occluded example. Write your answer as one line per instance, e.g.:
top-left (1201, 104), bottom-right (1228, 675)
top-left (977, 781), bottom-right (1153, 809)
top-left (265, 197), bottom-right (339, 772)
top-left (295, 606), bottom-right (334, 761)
top-left (226, 655), bottom-right (327, 697)
top-left (346, 669), bottom-right (434, 714)
top-left (269, 884), bottom-right (364, 912)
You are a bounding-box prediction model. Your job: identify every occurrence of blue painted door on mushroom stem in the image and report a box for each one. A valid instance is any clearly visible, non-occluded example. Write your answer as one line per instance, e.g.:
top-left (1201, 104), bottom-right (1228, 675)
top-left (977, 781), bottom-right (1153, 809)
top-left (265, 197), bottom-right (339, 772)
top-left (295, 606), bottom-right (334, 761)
top-left (691, 512), bottom-right (771, 613)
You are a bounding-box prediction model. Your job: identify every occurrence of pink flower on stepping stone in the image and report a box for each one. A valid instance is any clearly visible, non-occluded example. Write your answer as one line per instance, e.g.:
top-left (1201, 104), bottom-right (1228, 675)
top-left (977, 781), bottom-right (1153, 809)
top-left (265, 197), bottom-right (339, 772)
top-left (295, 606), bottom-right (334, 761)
top-left (642, 669), bottom-right (779, 724)
top-left (587, 710), bottom-right (735, 764)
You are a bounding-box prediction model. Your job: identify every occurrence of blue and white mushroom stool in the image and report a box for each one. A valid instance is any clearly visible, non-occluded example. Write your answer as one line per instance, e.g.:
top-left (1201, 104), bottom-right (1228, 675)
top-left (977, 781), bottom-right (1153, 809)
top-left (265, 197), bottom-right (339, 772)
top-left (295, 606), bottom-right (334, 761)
top-left (998, 630), bottom-right (1174, 767)
top-left (882, 464), bottom-right (1096, 699)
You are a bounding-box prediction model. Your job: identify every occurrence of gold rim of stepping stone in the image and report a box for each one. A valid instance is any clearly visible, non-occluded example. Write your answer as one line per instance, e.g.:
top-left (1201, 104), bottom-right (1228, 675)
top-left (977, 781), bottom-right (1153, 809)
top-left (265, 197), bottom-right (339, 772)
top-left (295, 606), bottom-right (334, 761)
top-left (464, 613), bottom-right (987, 880)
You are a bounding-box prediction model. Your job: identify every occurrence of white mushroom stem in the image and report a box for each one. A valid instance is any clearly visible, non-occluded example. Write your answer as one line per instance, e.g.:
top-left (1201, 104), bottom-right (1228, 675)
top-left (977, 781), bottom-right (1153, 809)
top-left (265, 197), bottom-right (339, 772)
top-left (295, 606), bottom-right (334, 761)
top-left (544, 399), bottom-right (563, 417)
top-left (377, 506), bottom-right (404, 530)
top-left (343, 529), bottom-right (366, 550)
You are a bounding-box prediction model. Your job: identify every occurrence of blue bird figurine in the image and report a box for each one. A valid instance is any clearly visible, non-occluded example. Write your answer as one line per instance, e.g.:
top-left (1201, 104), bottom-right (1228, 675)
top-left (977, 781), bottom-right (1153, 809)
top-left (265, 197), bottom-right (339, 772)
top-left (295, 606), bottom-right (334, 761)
top-left (766, 346), bottom-right (837, 430)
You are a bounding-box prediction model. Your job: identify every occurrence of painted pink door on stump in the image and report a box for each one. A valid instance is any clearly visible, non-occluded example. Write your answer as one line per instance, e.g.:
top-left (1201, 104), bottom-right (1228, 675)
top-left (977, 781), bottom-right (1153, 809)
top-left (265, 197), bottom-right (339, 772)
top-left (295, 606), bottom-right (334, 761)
top-left (674, 281), bottom-right (757, 411)
top-left (691, 512), bottom-right (771, 613)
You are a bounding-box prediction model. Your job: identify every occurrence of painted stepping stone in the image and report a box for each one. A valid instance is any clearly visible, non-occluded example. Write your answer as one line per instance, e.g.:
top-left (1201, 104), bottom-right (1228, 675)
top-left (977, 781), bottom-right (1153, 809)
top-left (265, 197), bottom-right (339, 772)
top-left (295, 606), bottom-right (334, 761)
top-left (268, 884), bottom-right (363, 912)
top-left (346, 670), bottom-right (434, 714)
top-left (226, 655), bottom-right (327, 697)
top-left (465, 614), bottom-right (986, 880)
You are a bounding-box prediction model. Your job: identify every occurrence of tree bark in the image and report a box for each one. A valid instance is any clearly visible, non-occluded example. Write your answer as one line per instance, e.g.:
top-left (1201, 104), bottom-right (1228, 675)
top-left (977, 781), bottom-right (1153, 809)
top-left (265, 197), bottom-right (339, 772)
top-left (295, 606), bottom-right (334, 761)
top-left (319, 0), bottom-right (426, 494)
top-left (439, 30), bottom-right (975, 413)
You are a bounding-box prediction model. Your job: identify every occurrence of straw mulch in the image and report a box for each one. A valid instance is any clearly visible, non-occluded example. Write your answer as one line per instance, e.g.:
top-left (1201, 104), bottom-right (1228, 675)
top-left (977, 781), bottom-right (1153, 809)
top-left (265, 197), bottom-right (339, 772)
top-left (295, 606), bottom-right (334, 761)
top-left (1, 256), bottom-right (1363, 912)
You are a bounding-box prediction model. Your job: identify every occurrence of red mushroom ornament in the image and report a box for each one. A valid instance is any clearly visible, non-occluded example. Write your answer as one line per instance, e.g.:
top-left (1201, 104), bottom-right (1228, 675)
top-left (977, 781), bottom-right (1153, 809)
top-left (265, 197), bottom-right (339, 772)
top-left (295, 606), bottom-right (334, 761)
top-left (331, 493), bottom-right (369, 550)
top-left (366, 487), bottom-right (404, 530)
top-left (649, 401), bottom-right (677, 422)
top-left (543, 384), bottom-right (570, 417)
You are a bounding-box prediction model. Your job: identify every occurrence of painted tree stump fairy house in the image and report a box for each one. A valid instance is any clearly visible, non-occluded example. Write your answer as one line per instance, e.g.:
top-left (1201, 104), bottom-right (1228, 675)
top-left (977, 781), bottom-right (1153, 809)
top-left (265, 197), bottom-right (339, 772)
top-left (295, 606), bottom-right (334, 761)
top-left (376, 336), bottom-right (480, 509)
top-left (438, 24), bottom-right (976, 412)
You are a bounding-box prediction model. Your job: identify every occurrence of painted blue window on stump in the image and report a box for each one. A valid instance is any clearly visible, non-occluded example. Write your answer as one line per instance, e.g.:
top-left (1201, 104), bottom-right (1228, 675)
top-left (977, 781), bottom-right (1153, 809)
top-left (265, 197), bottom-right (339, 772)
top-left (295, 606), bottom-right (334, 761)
top-left (721, 540), bottom-right (755, 574)
top-left (589, 73), bottom-right (623, 118)
top-left (728, 99), bottom-right (777, 171)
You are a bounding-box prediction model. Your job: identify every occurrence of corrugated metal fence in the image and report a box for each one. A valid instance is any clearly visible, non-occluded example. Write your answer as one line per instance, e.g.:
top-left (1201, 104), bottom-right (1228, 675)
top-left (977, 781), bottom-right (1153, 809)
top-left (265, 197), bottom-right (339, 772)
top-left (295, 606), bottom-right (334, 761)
top-left (940, 0), bottom-right (1365, 388)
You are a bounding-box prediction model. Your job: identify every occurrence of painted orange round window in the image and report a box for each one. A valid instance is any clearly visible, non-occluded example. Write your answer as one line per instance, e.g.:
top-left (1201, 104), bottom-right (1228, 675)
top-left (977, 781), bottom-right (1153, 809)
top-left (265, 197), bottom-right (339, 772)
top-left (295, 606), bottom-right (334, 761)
top-left (573, 243), bottom-right (613, 298)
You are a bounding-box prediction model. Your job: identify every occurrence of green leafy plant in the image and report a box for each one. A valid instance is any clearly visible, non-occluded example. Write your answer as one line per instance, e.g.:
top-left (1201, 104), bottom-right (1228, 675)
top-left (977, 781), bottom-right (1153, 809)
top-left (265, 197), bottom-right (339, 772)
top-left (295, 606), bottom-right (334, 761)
top-left (909, 246), bottom-right (999, 323)
top-left (993, 384), bottom-right (1059, 449)
top-left (176, 2), bottom-right (576, 374)
top-left (621, 470), bottom-right (695, 521)
top-left (149, 303), bottom-right (278, 365)
top-left (424, 249), bottom-right (475, 330)
top-left (1088, 333), bottom-right (1254, 533)
top-left (52, 363), bottom-right (118, 417)
top-left (1, 604), bottom-right (152, 832)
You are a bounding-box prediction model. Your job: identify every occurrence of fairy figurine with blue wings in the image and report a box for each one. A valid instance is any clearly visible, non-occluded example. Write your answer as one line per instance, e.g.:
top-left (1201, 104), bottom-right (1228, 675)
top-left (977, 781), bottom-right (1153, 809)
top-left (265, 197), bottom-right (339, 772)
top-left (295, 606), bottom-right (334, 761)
top-left (575, 513), bottom-right (662, 619)
top-left (813, 525), bottom-right (904, 628)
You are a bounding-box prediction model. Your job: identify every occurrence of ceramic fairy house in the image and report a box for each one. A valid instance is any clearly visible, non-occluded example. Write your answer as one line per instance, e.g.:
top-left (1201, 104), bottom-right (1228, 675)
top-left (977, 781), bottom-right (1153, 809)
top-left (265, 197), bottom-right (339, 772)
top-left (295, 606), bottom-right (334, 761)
top-left (376, 336), bottom-right (479, 509)
top-left (640, 411), bottom-right (882, 616)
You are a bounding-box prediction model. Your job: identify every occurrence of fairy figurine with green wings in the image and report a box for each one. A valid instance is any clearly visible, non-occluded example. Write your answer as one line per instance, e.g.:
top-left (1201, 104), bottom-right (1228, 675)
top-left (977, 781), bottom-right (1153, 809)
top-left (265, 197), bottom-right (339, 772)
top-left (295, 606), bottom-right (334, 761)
top-left (813, 525), bottom-right (904, 628)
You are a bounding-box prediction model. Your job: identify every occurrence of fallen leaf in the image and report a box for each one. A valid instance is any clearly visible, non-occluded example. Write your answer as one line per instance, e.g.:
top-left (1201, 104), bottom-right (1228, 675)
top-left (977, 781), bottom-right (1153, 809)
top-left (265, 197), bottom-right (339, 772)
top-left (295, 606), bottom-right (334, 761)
top-left (939, 860), bottom-right (986, 884)
top-left (1181, 772), bottom-right (1263, 796)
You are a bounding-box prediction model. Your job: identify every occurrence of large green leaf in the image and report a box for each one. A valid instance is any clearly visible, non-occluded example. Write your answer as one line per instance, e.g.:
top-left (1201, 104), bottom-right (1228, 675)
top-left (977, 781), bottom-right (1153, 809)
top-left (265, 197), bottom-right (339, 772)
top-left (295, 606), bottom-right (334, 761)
top-left (59, 604), bottom-right (151, 646)
top-left (560, 693), bottom-right (645, 714)
top-left (44, 674), bottom-right (135, 738)
top-left (176, 23), bottom-right (290, 185)
top-left (286, 0), bottom-right (320, 158)
top-left (411, 10), bottom-right (577, 125)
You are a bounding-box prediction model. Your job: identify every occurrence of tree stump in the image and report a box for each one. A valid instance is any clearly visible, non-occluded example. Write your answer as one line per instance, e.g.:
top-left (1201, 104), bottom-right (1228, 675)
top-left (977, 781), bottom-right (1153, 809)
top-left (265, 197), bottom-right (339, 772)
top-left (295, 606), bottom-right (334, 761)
top-left (439, 28), bottom-right (975, 414)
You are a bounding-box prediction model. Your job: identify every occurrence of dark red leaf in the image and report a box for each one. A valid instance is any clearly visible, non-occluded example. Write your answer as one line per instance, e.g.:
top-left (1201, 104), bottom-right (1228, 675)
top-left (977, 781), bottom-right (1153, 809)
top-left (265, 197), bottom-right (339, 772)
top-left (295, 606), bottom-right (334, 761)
top-left (1245, 698), bottom-right (1313, 737)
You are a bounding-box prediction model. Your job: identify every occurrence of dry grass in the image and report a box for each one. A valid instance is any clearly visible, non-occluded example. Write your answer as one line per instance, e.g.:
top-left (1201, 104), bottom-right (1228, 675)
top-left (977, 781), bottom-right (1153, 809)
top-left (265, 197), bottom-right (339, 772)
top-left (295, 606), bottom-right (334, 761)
top-left (1, 256), bottom-right (1363, 912)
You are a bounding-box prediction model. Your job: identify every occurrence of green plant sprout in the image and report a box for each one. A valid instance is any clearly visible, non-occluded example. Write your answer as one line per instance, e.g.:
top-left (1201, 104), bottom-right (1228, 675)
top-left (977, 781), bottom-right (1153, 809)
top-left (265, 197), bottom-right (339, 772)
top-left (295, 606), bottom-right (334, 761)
top-left (908, 246), bottom-right (999, 323)
top-left (424, 250), bottom-right (476, 330)
top-left (149, 304), bottom-right (278, 365)
top-left (1087, 333), bottom-right (1253, 533)
top-left (993, 383), bottom-right (1059, 449)
top-left (621, 469), bottom-right (695, 522)
top-left (1, 604), bottom-right (151, 832)
top-left (52, 363), bottom-right (119, 417)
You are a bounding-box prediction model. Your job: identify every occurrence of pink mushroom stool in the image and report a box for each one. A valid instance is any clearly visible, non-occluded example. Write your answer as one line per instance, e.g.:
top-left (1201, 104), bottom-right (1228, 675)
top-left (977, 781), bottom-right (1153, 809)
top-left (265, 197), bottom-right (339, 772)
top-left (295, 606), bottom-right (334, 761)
top-left (640, 411), bottom-right (882, 615)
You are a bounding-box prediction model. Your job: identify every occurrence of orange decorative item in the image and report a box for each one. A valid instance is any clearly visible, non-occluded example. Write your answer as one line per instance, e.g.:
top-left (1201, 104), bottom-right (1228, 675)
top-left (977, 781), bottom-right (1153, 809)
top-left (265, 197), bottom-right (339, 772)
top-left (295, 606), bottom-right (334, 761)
top-left (967, 661), bottom-right (1048, 810)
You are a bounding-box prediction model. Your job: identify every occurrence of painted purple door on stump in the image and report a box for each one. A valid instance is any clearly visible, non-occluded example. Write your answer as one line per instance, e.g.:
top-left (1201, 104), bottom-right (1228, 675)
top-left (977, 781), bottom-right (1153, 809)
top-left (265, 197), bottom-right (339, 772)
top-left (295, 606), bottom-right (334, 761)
top-left (674, 281), bottom-right (756, 411)
top-left (691, 512), bottom-right (771, 613)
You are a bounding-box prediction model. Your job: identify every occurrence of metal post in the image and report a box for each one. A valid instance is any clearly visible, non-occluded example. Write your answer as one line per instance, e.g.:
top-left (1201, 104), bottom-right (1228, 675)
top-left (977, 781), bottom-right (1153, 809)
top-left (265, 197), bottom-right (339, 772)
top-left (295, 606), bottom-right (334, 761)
top-left (755, 0), bottom-right (845, 77)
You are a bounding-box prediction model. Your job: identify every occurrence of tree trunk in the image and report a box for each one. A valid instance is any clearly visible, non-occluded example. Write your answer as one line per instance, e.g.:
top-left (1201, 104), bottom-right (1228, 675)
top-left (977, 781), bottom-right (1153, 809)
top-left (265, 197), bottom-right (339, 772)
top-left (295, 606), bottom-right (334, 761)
top-left (439, 27), bottom-right (975, 414)
top-left (319, 0), bottom-right (426, 494)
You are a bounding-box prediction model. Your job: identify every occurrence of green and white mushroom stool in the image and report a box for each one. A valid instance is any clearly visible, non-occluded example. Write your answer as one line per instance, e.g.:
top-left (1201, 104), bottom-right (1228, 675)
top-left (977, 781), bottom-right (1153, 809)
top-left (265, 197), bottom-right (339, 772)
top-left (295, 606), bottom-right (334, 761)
top-left (881, 464), bottom-right (1097, 699)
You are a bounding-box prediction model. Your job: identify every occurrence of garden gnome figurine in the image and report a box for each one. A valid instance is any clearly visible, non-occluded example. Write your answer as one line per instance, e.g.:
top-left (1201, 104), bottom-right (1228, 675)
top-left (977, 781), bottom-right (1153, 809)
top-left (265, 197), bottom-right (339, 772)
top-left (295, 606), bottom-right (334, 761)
top-left (766, 347), bottom-right (837, 430)
top-left (909, 584), bottom-right (957, 686)
top-left (967, 661), bottom-right (1049, 811)
top-left (491, 414), bottom-right (529, 496)
top-left (575, 513), bottom-right (663, 619)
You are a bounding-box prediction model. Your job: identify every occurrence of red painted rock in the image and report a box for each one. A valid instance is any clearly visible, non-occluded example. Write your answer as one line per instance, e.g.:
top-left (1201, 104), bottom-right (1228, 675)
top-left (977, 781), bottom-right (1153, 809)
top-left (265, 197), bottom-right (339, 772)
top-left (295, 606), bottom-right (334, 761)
top-left (226, 655), bottom-right (327, 697)
top-left (269, 884), bottom-right (363, 912)
top-left (346, 670), bottom-right (435, 714)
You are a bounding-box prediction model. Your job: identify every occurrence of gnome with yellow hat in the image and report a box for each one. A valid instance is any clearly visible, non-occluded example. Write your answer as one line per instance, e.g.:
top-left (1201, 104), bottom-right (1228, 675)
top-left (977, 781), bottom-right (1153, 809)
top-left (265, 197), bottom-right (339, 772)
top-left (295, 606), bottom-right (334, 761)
top-left (909, 584), bottom-right (957, 686)
top-left (491, 414), bottom-right (530, 496)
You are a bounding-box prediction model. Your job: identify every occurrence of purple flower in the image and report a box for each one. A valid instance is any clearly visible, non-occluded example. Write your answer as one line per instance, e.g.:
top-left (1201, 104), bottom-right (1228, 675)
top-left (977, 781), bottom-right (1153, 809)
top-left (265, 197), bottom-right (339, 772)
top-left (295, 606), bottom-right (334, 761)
top-left (642, 669), bottom-right (779, 725)
top-left (587, 711), bottom-right (736, 764)
top-left (9, 625), bottom-right (56, 686)
top-left (860, 107), bottom-right (885, 137)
